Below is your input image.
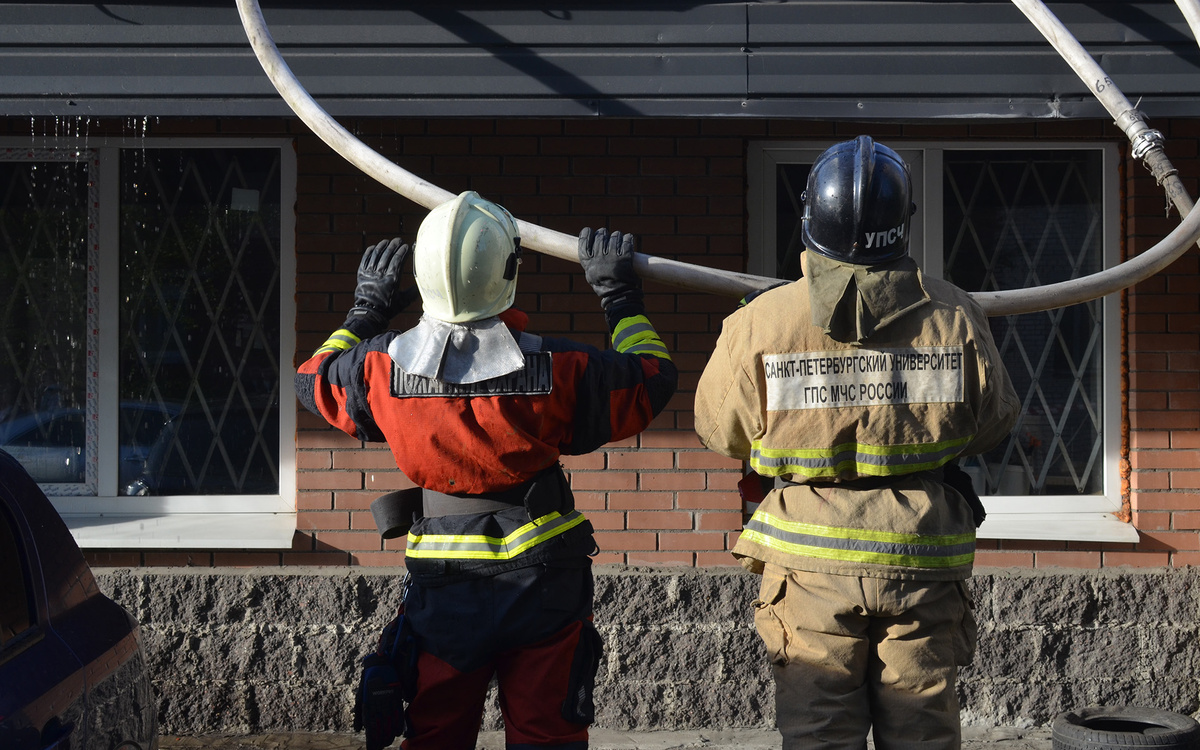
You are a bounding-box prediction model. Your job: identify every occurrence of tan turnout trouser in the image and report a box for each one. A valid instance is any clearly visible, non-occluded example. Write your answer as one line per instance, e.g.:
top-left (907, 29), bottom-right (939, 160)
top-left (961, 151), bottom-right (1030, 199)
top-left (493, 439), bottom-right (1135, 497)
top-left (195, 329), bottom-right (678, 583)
top-left (754, 564), bottom-right (977, 750)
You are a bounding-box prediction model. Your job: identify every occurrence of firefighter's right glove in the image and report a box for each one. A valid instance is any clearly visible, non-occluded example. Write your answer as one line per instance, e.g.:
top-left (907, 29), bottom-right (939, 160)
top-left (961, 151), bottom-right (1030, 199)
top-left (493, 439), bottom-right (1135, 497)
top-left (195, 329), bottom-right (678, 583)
top-left (354, 652), bottom-right (406, 750)
top-left (344, 237), bottom-right (419, 339)
top-left (579, 227), bottom-right (645, 330)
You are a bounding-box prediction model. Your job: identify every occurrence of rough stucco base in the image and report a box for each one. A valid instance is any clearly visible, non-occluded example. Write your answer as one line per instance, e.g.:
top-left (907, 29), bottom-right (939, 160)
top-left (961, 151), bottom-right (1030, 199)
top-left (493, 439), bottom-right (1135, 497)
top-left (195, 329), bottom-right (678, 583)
top-left (94, 566), bottom-right (1200, 735)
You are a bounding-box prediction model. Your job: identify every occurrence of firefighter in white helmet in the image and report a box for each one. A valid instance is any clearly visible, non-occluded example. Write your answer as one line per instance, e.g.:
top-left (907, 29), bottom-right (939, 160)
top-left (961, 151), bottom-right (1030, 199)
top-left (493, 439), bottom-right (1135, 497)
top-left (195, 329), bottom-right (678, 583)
top-left (296, 191), bottom-right (677, 750)
top-left (695, 137), bottom-right (1019, 749)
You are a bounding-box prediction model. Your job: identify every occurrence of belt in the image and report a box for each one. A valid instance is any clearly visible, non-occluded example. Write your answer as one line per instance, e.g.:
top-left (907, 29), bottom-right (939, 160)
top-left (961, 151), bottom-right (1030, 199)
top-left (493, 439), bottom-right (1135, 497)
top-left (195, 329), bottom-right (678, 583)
top-left (422, 490), bottom-right (521, 517)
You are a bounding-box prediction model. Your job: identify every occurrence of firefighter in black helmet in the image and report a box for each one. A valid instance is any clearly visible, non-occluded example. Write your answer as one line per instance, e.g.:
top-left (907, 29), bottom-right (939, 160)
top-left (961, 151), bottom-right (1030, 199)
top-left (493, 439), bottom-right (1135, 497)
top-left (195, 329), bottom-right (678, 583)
top-left (696, 136), bottom-right (1019, 749)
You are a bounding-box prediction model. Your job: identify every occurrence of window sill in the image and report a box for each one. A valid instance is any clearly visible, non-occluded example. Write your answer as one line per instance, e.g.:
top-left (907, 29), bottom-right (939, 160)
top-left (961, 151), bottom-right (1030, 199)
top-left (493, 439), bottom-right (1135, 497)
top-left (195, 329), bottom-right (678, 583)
top-left (977, 512), bottom-right (1138, 543)
top-left (61, 511), bottom-right (297, 549)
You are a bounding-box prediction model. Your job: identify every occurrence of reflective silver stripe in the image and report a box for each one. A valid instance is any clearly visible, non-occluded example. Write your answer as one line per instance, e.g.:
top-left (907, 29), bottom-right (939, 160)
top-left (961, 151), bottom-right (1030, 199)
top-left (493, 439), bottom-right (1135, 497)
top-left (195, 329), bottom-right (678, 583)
top-left (742, 512), bottom-right (975, 569)
top-left (405, 509), bottom-right (588, 560)
top-left (749, 436), bottom-right (972, 478)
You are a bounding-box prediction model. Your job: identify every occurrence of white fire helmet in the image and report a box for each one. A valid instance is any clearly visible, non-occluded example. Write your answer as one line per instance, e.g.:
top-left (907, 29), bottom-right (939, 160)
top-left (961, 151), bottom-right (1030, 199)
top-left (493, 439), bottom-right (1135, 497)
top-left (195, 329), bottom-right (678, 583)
top-left (413, 191), bottom-right (522, 323)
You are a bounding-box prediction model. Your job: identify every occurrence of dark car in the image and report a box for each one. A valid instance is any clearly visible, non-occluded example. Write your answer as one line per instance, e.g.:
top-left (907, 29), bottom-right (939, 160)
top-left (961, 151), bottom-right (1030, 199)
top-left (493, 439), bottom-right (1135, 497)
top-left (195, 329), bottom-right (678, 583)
top-left (0, 448), bottom-right (158, 750)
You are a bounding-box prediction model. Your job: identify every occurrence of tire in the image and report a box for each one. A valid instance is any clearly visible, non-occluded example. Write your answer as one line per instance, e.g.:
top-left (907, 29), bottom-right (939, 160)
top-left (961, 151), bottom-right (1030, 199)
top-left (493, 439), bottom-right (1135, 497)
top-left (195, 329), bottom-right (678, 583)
top-left (1052, 706), bottom-right (1200, 750)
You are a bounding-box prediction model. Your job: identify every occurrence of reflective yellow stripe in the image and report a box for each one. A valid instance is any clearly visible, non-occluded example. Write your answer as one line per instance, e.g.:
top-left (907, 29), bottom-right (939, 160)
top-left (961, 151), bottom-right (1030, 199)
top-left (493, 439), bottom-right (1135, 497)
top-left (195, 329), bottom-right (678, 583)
top-left (612, 315), bottom-right (672, 361)
top-left (742, 511), bottom-right (975, 569)
top-left (749, 435), bottom-right (972, 478)
top-left (314, 328), bottom-right (361, 356)
top-left (405, 510), bottom-right (588, 560)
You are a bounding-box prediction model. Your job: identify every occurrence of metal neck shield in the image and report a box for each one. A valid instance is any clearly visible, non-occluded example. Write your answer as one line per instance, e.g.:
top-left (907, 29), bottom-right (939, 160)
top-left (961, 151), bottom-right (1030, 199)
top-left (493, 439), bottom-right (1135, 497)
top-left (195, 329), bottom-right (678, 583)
top-left (387, 314), bottom-right (526, 384)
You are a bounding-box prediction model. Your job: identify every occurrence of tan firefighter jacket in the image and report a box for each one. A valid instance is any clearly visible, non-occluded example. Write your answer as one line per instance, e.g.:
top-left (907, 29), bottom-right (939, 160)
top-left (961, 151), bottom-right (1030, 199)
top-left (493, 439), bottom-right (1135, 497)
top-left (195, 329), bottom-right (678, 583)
top-left (695, 254), bottom-right (1019, 581)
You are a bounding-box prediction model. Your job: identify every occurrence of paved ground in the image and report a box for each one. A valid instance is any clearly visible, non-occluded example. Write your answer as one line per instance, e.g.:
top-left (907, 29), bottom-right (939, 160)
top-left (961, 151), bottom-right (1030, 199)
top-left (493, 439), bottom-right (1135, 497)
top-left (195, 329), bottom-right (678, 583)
top-left (161, 725), bottom-right (1054, 749)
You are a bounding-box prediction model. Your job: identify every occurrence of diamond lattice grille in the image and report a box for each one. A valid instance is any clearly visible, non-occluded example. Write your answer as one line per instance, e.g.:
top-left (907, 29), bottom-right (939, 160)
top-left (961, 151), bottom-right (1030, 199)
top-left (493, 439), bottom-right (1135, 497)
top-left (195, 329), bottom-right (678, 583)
top-left (0, 158), bottom-right (90, 481)
top-left (944, 150), bottom-right (1104, 495)
top-left (119, 149), bottom-right (282, 495)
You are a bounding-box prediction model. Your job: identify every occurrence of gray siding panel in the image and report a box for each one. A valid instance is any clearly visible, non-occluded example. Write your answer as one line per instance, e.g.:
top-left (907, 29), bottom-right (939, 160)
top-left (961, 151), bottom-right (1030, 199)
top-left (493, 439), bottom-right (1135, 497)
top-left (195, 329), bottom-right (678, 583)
top-left (2, 1), bottom-right (1198, 119)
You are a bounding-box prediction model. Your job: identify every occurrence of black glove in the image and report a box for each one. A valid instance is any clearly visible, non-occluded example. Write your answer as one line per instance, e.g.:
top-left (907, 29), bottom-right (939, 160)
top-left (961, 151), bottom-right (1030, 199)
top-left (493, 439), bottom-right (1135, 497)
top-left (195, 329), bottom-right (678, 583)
top-left (579, 227), bottom-right (644, 328)
top-left (344, 238), bottom-right (419, 338)
top-left (354, 652), bottom-right (405, 750)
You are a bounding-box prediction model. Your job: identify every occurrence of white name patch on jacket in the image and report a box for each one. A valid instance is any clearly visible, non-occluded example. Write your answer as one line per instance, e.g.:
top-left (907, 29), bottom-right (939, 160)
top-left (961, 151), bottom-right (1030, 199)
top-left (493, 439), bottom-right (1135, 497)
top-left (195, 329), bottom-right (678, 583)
top-left (763, 347), bottom-right (965, 410)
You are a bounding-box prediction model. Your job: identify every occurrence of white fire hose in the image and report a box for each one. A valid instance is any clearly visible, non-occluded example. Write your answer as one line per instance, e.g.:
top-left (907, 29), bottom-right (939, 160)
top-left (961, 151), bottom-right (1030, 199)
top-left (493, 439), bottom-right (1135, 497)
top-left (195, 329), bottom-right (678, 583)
top-left (235, 0), bottom-right (1200, 316)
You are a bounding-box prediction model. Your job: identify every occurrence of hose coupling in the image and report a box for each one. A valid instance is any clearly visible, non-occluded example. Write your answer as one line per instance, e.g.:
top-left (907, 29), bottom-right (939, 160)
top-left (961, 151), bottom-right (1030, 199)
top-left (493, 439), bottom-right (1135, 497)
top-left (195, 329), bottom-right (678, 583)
top-left (1131, 128), bottom-right (1166, 162)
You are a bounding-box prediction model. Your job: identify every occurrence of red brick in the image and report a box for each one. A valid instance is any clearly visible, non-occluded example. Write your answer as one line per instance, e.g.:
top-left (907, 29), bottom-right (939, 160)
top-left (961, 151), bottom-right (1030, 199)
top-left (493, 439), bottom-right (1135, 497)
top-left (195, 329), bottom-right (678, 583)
top-left (696, 552), bottom-right (742, 567)
top-left (298, 511), bottom-right (350, 531)
top-left (365, 472), bottom-right (417, 491)
top-left (608, 492), bottom-right (674, 511)
top-left (1172, 471), bottom-right (1200, 489)
top-left (1131, 511), bottom-right (1170, 530)
top-left (658, 532), bottom-right (727, 551)
top-left (1131, 491), bottom-right (1200, 511)
top-left (351, 511), bottom-right (380, 531)
top-left (1174, 512), bottom-right (1200, 529)
top-left (594, 532), bottom-right (657, 551)
top-left (697, 512), bottom-right (745, 531)
top-left (1171, 432), bottom-right (1200, 449)
top-left (1101, 551), bottom-right (1171, 567)
top-left (627, 511), bottom-right (694, 530)
top-left (213, 552), bottom-right (282, 567)
top-left (587, 511), bottom-right (626, 530)
top-left (973, 551), bottom-right (1035, 568)
top-left (143, 552), bottom-right (209, 567)
top-left (297, 451), bottom-right (333, 470)
top-left (298, 491), bottom-right (334, 511)
top-left (571, 472), bottom-right (638, 491)
top-left (640, 431), bottom-right (704, 449)
top-left (334, 451), bottom-right (401, 470)
top-left (626, 551), bottom-right (694, 566)
top-left (1130, 431), bottom-right (1171, 449)
top-left (560, 453), bottom-right (604, 472)
top-left (314, 531), bottom-right (383, 552)
top-left (298, 471), bottom-right (363, 490)
top-left (678, 451), bottom-right (743, 470)
top-left (706, 472), bottom-right (742, 491)
top-left (333, 491), bottom-right (382, 511)
top-left (1170, 551), bottom-right (1200, 567)
top-left (1130, 451), bottom-right (1200, 470)
top-left (677, 492), bottom-right (740, 511)
top-left (1137, 530), bottom-right (1200, 551)
top-left (1033, 551), bottom-right (1101, 569)
top-left (353, 552), bottom-right (408, 567)
top-left (282, 552), bottom-right (351, 565)
top-left (639, 472), bottom-right (705, 491)
top-left (1130, 472), bottom-right (1170, 490)
top-left (297, 430), bottom-right (361, 449)
top-left (608, 451), bottom-right (676, 470)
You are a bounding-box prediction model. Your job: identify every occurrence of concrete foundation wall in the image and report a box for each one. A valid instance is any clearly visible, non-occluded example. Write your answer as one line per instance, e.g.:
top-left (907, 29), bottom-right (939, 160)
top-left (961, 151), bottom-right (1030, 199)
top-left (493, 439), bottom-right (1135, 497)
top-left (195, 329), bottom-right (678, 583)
top-left (94, 566), bottom-right (1200, 735)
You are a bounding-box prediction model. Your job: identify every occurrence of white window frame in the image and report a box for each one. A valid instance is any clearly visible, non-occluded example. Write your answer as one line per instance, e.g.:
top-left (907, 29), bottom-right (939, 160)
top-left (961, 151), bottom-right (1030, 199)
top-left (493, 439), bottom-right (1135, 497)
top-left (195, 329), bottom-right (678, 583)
top-left (1, 137), bottom-right (297, 549)
top-left (748, 140), bottom-right (1136, 543)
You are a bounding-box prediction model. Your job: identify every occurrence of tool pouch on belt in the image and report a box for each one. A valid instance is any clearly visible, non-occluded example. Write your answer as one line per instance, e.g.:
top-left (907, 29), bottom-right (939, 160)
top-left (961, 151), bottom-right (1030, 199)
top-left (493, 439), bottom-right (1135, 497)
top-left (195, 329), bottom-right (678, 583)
top-left (943, 461), bottom-right (987, 528)
top-left (353, 604), bottom-right (418, 750)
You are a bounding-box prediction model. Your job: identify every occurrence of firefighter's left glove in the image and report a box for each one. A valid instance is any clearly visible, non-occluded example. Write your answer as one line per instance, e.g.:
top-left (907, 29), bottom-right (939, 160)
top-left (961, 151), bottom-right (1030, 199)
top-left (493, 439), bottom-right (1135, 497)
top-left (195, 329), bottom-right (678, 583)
top-left (579, 227), bottom-right (645, 330)
top-left (344, 237), bottom-right (419, 339)
top-left (354, 652), bottom-right (406, 750)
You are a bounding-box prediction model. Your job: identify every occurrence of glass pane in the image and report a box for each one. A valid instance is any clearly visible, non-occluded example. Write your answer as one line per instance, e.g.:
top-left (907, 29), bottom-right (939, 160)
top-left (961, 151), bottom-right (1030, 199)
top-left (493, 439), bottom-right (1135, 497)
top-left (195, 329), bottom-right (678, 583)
top-left (0, 158), bottom-right (90, 485)
top-left (943, 150), bottom-right (1105, 496)
top-left (119, 149), bottom-right (282, 496)
top-left (775, 163), bottom-right (812, 280)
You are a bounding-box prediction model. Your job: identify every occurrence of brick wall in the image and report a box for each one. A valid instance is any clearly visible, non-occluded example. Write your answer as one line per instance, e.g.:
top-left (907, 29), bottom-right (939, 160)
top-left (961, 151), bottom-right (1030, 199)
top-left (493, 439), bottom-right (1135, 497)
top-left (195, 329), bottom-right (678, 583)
top-left (6, 114), bottom-right (1198, 570)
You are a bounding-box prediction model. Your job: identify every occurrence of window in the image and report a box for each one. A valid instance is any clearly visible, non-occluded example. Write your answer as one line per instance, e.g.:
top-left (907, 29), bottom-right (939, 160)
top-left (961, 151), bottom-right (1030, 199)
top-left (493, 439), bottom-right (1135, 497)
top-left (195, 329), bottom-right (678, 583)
top-left (0, 140), bottom-right (297, 548)
top-left (749, 141), bottom-right (1133, 542)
